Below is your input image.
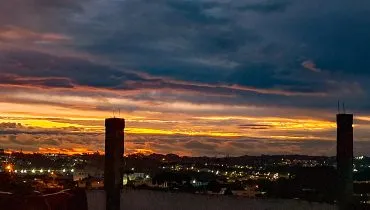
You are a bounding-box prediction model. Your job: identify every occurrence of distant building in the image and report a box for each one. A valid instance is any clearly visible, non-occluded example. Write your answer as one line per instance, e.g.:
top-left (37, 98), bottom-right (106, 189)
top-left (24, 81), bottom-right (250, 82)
top-left (73, 167), bottom-right (104, 181)
top-left (123, 173), bottom-right (152, 187)
top-left (0, 149), bottom-right (4, 155)
top-left (77, 177), bottom-right (104, 189)
top-left (191, 179), bottom-right (208, 187)
top-left (123, 172), bottom-right (145, 185)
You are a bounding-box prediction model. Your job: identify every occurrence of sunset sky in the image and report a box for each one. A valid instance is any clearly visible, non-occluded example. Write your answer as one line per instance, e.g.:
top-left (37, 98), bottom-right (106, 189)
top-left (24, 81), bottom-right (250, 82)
top-left (1, 0), bottom-right (370, 156)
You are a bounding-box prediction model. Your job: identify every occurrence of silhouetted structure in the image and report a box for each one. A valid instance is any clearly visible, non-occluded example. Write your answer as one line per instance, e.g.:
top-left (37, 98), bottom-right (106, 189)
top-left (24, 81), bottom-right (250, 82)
top-left (336, 114), bottom-right (353, 209)
top-left (104, 118), bottom-right (125, 210)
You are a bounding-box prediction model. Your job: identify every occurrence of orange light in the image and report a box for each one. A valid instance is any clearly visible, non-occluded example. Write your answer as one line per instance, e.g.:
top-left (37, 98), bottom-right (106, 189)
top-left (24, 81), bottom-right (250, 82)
top-left (6, 164), bottom-right (13, 172)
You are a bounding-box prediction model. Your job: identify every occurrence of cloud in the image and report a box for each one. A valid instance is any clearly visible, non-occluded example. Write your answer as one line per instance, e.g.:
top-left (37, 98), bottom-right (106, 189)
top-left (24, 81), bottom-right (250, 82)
top-left (1, 0), bottom-right (368, 100)
top-left (239, 124), bottom-right (273, 130)
top-left (0, 119), bottom-right (368, 156)
top-left (8, 135), bottom-right (59, 146)
top-left (0, 50), bottom-right (149, 89)
top-left (237, 1), bottom-right (291, 13)
top-left (301, 60), bottom-right (321, 73)
top-left (0, 122), bottom-right (22, 129)
top-left (0, 48), bottom-right (337, 106)
top-left (0, 26), bottom-right (71, 44)
top-left (126, 134), bottom-right (370, 156)
top-left (0, 74), bottom-right (75, 88)
top-left (184, 140), bottom-right (216, 151)
top-left (0, 123), bottom-right (91, 136)
top-left (38, 147), bottom-right (98, 155)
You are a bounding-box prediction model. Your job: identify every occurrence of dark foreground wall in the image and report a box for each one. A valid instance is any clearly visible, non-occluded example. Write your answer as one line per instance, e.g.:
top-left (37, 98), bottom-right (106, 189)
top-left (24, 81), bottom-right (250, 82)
top-left (0, 189), bottom-right (337, 210)
top-left (0, 189), bottom-right (88, 210)
top-left (86, 190), bottom-right (336, 210)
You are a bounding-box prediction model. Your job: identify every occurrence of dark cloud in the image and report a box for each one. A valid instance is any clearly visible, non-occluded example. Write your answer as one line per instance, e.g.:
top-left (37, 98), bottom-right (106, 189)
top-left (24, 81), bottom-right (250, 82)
top-left (0, 122), bottom-right (22, 129)
top-left (237, 1), bottom-right (291, 13)
top-left (0, 50), bottom-right (147, 89)
top-left (126, 135), bottom-right (370, 156)
top-left (0, 122), bottom-right (98, 136)
top-left (239, 124), bottom-right (273, 130)
top-left (7, 135), bottom-right (59, 146)
top-left (1, 0), bottom-right (369, 103)
top-left (290, 16), bottom-right (370, 76)
top-left (184, 140), bottom-right (216, 151)
top-left (0, 125), bottom-right (104, 152)
top-left (0, 74), bottom-right (74, 88)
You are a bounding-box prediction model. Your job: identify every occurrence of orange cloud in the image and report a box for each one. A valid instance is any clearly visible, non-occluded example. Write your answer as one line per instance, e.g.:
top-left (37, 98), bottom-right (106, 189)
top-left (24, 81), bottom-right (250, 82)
top-left (302, 60), bottom-right (322, 73)
top-left (0, 25), bottom-right (71, 43)
top-left (38, 147), bottom-right (101, 155)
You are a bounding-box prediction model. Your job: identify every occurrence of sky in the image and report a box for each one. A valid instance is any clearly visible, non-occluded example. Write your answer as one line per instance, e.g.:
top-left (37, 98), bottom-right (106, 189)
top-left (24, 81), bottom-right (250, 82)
top-left (0, 0), bottom-right (370, 156)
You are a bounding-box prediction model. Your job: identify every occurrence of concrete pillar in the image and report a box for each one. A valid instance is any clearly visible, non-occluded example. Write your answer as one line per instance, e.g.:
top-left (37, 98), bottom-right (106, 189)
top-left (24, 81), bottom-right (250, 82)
top-left (336, 114), bottom-right (353, 210)
top-left (105, 118), bottom-right (125, 210)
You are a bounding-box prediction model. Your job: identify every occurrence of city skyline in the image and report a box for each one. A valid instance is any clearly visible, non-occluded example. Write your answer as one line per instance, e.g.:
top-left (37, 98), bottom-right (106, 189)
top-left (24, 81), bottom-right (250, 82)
top-left (1, 0), bottom-right (370, 156)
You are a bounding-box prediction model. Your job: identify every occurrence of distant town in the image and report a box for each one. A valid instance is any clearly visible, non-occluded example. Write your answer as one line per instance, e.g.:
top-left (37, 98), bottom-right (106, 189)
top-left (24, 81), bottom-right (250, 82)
top-left (1, 150), bottom-right (370, 205)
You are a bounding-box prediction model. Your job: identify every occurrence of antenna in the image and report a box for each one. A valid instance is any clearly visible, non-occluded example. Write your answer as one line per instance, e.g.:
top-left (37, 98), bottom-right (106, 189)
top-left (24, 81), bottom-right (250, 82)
top-left (343, 102), bottom-right (346, 114)
top-left (338, 101), bottom-right (340, 114)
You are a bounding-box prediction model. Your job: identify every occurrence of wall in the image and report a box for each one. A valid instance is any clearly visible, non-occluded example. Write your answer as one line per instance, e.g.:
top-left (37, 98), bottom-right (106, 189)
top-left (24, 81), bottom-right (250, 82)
top-left (86, 190), bottom-right (336, 210)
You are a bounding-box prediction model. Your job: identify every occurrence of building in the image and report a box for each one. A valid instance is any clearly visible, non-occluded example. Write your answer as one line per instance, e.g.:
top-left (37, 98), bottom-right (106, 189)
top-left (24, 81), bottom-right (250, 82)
top-left (104, 118), bottom-right (125, 210)
top-left (73, 166), bottom-right (104, 182)
top-left (336, 113), bottom-right (354, 210)
top-left (77, 177), bottom-right (104, 189)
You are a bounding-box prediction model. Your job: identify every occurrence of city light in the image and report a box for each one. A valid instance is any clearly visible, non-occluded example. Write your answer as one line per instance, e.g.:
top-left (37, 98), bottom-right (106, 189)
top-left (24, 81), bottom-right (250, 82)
top-left (6, 164), bottom-right (13, 172)
top-left (71, 169), bottom-right (74, 172)
top-left (32, 169), bottom-right (36, 173)
top-left (357, 156), bottom-right (365, 160)
top-left (62, 169), bottom-right (66, 173)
